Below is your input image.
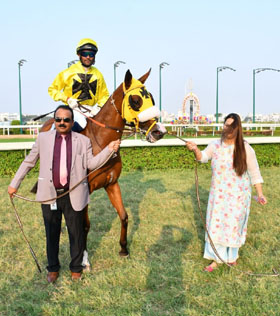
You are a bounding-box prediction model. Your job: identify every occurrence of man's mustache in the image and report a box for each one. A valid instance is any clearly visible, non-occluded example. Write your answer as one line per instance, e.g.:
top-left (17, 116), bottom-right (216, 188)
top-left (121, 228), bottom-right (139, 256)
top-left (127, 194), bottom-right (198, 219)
top-left (58, 124), bottom-right (66, 128)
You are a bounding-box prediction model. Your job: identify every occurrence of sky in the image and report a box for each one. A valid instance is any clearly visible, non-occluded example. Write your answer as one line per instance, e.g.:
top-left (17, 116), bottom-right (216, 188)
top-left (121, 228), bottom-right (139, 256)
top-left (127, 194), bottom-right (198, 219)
top-left (1, 0), bottom-right (280, 117)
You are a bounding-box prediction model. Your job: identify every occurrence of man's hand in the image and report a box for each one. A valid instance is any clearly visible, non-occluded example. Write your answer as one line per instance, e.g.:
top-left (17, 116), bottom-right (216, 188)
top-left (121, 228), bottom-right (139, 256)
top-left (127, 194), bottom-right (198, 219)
top-left (108, 140), bottom-right (121, 152)
top-left (8, 186), bottom-right (17, 198)
top-left (67, 98), bottom-right (79, 109)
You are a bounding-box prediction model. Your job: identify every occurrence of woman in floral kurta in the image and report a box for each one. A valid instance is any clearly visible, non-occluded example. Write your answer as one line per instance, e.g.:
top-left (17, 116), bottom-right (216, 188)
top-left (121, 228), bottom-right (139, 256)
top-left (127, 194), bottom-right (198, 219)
top-left (186, 113), bottom-right (267, 271)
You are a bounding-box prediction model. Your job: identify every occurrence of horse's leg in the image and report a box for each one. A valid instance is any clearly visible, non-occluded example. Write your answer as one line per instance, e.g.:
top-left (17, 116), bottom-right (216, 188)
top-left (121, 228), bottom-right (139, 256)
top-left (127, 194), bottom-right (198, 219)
top-left (105, 182), bottom-right (129, 256)
top-left (82, 206), bottom-right (91, 271)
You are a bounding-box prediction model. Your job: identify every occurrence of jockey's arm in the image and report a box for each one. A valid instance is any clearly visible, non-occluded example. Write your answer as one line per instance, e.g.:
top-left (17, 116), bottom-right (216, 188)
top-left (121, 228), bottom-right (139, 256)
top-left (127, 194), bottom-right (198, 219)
top-left (48, 71), bottom-right (68, 103)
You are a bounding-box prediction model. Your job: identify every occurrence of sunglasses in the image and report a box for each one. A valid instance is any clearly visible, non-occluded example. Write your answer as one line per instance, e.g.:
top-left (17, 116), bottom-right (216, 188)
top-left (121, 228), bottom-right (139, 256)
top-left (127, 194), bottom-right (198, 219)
top-left (54, 117), bottom-right (72, 123)
top-left (80, 51), bottom-right (95, 58)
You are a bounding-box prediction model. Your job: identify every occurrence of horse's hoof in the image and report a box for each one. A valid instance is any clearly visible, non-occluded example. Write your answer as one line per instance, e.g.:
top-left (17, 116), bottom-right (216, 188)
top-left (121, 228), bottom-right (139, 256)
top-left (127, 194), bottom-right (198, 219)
top-left (119, 250), bottom-right (129, 257)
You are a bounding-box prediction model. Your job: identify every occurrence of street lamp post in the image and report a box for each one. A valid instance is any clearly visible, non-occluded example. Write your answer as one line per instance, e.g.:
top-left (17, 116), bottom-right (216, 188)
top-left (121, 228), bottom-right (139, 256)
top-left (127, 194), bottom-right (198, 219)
top-left (216, 66), bottom-right (236, 124)
top-left (114, 61), bottom-right (126, 90)
top-left (253, 68), bottom-right (280, 123)
top-left (159, 62), bottom-right (169, 122)
top-left (18, 59), bottom-right (27, 134)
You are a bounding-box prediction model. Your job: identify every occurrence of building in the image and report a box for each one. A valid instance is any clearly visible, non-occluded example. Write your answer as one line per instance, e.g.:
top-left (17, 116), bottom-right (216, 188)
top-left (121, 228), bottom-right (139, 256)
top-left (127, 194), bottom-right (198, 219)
top-left (0, 112), bottom-right (20, 122)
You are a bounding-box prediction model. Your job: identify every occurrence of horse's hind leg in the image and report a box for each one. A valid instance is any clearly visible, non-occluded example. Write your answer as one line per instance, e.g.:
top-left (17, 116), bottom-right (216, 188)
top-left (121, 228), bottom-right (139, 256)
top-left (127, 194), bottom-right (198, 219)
top-left (105, 182), bottom-right (129, 256)
top-left (82, 206), bottom-right (91, 271)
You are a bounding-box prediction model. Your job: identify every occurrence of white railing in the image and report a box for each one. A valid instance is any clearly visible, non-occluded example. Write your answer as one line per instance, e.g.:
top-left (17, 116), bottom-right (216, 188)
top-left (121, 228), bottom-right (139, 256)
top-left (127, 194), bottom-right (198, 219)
top-left (0, 124), bottom-right (41, 137)
top-left (1, 123), bottom-right (280, 137)
top-left (167, 123), bottom-right (280, 137)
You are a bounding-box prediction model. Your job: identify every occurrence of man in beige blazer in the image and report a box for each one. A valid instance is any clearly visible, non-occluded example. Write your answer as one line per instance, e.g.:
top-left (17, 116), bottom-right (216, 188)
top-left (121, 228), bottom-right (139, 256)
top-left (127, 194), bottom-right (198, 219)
top-left (8, 105), bottom-right (120, 283)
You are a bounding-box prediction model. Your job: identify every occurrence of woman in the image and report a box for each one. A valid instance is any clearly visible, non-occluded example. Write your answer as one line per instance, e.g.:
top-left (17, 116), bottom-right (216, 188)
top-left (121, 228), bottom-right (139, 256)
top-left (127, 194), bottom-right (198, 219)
top-left (186, 113), bottom-right (267, 272)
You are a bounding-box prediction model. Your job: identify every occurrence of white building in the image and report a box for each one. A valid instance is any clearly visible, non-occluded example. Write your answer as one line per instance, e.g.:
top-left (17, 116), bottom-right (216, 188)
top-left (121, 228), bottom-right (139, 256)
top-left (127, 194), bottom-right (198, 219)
top-left (0, 112), bottom-right (20, 122)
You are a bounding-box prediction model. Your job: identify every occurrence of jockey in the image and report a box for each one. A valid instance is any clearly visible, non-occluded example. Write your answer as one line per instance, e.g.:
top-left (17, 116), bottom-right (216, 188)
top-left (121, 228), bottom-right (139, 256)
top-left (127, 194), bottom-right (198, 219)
top-left (48, 38), bottom-right (109, 132)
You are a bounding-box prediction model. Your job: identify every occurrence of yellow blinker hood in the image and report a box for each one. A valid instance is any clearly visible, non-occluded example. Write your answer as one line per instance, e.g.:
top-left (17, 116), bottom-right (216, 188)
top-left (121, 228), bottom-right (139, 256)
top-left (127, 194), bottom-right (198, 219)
top-left (122, 78), bottom-right (155, 125)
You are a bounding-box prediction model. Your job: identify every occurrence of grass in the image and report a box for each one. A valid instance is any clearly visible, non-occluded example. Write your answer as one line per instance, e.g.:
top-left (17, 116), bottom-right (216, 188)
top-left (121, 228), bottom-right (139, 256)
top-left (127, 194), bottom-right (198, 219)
top-left (0, 138), bottom-right (36, 143)
top-left (1, 167), bottom-right (280, 315)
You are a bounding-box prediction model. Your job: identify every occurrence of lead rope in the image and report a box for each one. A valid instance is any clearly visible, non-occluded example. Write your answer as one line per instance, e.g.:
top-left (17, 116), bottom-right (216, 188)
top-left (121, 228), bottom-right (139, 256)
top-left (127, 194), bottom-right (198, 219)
top-left (10, 196), bottom-right (42, 273)
top-left (168, 132), bottom-right (279, 277)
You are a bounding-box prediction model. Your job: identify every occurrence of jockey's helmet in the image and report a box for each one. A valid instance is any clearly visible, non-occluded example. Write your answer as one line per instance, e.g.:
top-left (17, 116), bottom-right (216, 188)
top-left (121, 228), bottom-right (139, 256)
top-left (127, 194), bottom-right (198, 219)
top-left (76, 38), bottom-right (98, 54)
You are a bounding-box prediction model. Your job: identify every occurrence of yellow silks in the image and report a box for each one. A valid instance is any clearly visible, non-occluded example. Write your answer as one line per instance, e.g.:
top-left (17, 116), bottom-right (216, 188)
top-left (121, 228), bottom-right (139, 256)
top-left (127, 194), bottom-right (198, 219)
top-left (121, 78), bottom-right (155, 129)
top-left (48, 61), bottom-right (109, 107)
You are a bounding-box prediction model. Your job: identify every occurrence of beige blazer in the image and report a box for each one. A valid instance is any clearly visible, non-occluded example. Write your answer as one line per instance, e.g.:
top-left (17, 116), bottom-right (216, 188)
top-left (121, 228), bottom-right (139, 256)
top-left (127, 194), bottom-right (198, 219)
top-left (10, 130), bottom-right (113, 211)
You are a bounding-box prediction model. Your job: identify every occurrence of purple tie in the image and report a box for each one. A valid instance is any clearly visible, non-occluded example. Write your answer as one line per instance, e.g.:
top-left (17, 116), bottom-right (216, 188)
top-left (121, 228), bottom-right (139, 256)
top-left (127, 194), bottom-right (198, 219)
top-left (60, 135), bottom-right (67, 186)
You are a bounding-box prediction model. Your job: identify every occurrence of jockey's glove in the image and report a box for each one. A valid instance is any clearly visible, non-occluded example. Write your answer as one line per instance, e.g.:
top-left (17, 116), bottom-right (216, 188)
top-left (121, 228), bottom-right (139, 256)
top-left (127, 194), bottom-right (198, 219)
top-left (90, 105), bottom-right (101, 116)
top-left (67, 97), bottom-right (79, 109)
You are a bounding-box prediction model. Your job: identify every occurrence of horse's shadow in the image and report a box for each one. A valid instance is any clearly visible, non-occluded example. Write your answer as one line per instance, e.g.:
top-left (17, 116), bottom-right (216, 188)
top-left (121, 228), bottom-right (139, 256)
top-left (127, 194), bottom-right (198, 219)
top-left (143, 225), bottom-right (192, 315)
top-left (87, 170), bottom-right (166, 259)
top-left (173, 183), bottom-right (209, 247)
top-left (120, 170), bottom-right (167, 241)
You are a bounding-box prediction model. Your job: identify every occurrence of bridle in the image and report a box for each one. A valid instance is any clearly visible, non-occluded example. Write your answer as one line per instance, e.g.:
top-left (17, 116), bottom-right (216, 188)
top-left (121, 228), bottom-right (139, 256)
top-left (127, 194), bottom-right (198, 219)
top-left (77, 85), bottom-right (158, 138)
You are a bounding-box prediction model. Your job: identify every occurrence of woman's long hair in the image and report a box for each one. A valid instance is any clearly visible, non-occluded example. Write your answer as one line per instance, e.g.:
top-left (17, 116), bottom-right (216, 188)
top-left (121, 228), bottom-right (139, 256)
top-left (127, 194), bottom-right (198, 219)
top-left (222, 113), bottom-right (247, 176)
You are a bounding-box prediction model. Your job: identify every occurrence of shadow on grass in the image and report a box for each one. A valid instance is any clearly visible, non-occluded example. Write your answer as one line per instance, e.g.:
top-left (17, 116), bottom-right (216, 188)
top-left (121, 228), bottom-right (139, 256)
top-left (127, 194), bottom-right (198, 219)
top-left (143, 225), bottom-right (192, 315)
top-left (173, 183), bottom-right (209, 247)
top-left (120, 170), bottom-right (167, 244)
top-left (86, 170), bottom-right (166, 260)
top-left (187, 184), bottom-right (209, 245)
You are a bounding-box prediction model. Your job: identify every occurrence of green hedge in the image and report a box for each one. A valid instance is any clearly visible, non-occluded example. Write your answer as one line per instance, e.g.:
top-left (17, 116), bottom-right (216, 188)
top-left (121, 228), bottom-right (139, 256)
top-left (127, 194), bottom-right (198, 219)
top-left (1, 144), bottom-right (280, 177)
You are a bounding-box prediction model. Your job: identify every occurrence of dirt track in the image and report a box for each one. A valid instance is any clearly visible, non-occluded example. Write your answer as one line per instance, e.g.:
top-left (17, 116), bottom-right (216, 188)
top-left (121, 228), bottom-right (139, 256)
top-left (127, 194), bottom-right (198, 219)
top-left (0, 134), bottom-right (37, 139)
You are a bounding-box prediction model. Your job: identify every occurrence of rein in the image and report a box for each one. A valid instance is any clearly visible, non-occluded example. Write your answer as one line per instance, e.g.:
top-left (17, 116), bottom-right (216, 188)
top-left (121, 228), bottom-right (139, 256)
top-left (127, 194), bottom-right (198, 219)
top-left (78, 104), bottom-right (125, 133)
top-left (168, 131), bottom-right (279, 277)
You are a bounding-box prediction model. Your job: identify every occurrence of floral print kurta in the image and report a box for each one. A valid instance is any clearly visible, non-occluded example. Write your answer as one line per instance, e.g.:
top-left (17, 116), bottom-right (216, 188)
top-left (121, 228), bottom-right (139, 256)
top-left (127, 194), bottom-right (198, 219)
top-left (200, 140), bottom-right (263, 248)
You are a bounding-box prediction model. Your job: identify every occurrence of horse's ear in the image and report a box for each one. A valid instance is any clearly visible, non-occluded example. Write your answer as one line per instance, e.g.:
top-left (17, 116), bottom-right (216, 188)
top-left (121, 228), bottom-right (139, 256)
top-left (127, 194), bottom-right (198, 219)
top-left (138, 68), bottom-right (151, 84)
top-left (124, 70), bottom-right (133, 90)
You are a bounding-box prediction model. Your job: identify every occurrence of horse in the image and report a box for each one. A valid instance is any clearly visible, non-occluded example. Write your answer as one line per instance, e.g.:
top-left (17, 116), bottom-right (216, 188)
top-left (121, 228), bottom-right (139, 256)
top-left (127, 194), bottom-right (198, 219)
top-left (39, 69), bottom-right (166, 268)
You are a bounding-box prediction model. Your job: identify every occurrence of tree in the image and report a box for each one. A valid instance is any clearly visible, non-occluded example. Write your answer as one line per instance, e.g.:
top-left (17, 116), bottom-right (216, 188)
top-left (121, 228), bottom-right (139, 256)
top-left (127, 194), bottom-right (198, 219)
top-left (10, 120), bottom-right (21, 134)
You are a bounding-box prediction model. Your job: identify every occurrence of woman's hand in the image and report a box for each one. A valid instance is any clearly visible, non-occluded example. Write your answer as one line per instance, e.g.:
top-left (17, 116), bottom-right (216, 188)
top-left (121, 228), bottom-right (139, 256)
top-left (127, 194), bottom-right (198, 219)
top-left (186, 141), bottom-right (198, 152)
top-left (257, 195), bottom-right (267, 205)
top-left (254, 183), bottom-right (267, 205)
top-left (186, 141), bottom-right (202, 161)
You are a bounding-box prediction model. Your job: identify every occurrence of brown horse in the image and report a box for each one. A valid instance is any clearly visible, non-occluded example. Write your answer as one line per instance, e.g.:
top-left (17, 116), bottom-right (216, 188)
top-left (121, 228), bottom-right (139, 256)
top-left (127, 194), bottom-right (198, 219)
top-left (40, 69), bottom-right (166, 267)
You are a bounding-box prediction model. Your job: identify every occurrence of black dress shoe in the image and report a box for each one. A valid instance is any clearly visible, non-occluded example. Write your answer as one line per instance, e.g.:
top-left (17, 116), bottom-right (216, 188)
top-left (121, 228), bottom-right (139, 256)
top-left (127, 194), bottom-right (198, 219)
top-left (47, 271), bottom-right (59, 283)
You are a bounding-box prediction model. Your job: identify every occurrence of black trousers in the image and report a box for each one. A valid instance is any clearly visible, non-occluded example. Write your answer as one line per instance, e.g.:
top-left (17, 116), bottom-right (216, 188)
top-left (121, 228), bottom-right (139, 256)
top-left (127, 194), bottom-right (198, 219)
top-left (41, 194), bottom-right (86, 273)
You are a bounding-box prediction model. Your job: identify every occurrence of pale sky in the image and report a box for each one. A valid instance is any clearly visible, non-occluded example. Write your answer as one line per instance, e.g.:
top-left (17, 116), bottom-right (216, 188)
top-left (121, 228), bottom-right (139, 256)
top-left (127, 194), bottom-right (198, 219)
top-left (1, 0), bottom-right (280, 117)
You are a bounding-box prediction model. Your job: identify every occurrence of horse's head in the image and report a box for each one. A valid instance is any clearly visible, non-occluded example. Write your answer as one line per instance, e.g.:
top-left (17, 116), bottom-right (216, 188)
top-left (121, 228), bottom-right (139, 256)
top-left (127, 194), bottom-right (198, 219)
top-left (120, 69), bottom-right (167, 143)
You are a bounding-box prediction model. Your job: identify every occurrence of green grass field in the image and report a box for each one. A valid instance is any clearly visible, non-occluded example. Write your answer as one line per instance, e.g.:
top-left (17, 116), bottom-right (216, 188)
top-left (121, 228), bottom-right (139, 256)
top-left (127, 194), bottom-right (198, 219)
top-left (0, 138), bottom-right (36, 143)
top-left (1, 167), bottom-right (279, 315)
